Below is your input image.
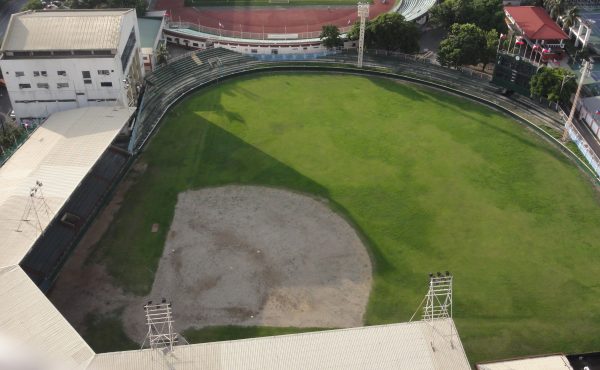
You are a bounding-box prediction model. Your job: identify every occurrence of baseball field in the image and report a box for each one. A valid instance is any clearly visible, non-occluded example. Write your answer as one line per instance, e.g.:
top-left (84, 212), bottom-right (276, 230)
top-left (82, 73), bottom-right (600, 364)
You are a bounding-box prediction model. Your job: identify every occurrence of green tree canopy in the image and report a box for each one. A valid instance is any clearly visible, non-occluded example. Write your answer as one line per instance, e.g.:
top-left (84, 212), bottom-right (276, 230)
top-left (319, 24), bottom-right (342, 50)
top-left (23, 0), bottom-right (44, 10)
top-left (369, 13), bottom-right (420, 52)
top-left (67, 0), bottom-right (147, 16)
top-left (437, 23), bottom-right (488, 68)
top-left (155, 42), bottom-right (169, 67)
top-left (430, 0), bottom-right (506, 32)
top-left (530, 67), bottom-right (576, 104)
top-left (348, 13), bottom-right (419, 53)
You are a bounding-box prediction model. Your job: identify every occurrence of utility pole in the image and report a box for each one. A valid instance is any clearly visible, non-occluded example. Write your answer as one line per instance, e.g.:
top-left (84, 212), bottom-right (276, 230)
top-left (563, 60), bottom-right (591, 142)
top-left (357, 2), bottom-right (369, 68)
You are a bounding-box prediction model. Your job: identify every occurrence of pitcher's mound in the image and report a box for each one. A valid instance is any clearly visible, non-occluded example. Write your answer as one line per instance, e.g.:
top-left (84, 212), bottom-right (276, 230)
top-left (125, 185), bottom-right (372, 338)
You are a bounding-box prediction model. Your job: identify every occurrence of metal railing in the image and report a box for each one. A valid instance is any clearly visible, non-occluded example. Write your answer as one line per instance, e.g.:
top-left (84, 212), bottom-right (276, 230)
top-left (567, 123), bottom-right (600, 178)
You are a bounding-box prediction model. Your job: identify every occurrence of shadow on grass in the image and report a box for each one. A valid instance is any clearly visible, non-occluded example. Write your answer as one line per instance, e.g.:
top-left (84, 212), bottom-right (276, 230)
top-left (94, 116), bottom-right (396, 295)
top-left (83, 310), bottom-right (138, 353)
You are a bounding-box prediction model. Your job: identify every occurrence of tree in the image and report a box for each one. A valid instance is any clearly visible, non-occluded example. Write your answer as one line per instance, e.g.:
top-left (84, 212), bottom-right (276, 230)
top-left (346, 14), bottom-right (419, 53)
top-left (320, 25), bottom-right (342, 50)
top-left (530, 67), bottom-right (576, 106)
top-left (562, 7), bottom-right (578, 30)
top-left (368, 13), bottom-right (420, 52)
top-left (23, 0), bottom-right (43, 10)
top-left (546, 0), bottom-right (567, 19)
top-left (437, 23), bottom-right (487, 68)
top-left (430, 0), bottom-right (506, 33)
top-left (347, 20), bottom-right (372, 41)
top-left (481, 29), bottom-right (499, 69)
top-left (155, 42), bottom-right (169, 67)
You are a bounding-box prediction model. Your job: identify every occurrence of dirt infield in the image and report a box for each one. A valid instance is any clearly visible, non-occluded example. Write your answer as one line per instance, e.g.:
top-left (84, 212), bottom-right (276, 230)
top-left (122, 185), bottom-right (372, 340)
top-left (50, 182), bottom-right (372, 344)
top-left (155, 0), bottom-right (394, 34)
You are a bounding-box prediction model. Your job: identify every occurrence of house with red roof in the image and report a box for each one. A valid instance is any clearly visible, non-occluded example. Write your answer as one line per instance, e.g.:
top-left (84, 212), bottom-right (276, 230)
top-left (504, 6), bottom-right (569, 62)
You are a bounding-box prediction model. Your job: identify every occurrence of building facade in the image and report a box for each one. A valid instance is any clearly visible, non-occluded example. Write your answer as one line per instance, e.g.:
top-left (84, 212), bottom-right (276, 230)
top-left (0, 9), bottom-right (144, 123)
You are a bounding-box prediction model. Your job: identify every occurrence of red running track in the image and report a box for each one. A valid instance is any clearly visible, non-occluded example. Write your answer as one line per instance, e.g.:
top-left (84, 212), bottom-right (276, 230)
top-left (154, 0), bottom-right (394, 34)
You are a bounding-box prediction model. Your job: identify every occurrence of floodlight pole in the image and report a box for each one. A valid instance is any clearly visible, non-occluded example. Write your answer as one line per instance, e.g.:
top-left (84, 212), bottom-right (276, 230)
top-left (410, 272), bottom-right (455, 351)
top-left (357, 3), bottom-right (369, 68)
top-left (562, 60), bottom-right (591, 142)
top-left (142, 299), bottom-right (188, 352)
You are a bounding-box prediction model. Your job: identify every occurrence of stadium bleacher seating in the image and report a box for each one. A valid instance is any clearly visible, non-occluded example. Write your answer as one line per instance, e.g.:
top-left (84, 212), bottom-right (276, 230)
top-left (396, 0), bottom-right (437, 21)
top-left (131, 48), bottom-right (262, 152)
top-left (20, 145), bottom-right (131, 291)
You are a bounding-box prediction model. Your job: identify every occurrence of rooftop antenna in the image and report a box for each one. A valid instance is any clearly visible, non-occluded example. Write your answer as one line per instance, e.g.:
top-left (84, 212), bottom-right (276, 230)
top-left (141, 299), bottom-right (188, 353)
top-left (410, 271), bottom-right (457, 351)
top-left (16, 180), bottom-right (52, 234)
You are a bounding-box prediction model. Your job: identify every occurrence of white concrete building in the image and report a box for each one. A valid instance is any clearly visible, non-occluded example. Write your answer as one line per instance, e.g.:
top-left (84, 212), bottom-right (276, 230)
top-left (0, 9), bottom-right (145, 124)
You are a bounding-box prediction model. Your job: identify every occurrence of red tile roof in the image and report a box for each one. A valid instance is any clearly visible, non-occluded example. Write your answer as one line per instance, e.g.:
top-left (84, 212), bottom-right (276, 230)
top-left (505, 6), bottom-right (568, 40)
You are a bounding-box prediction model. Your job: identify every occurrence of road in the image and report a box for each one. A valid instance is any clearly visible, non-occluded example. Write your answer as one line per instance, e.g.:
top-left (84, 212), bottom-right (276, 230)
top-left (0, 0), bottom-right (28, 37)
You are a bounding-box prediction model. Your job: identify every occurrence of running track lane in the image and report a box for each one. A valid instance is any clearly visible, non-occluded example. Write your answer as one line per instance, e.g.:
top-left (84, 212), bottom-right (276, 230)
top-left (155, 0), bottom-right (395, 34)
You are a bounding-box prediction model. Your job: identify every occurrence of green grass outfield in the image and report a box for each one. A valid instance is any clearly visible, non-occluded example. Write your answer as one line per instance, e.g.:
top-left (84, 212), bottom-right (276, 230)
top-left (94, 73), bottom-right (600, 364)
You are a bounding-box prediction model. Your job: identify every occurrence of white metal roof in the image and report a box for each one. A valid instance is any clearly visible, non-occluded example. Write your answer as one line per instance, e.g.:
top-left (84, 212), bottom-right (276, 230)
top-left (0, 106), bottom-right (134, 268)
top-left (0, 265), bottom-right (94, 370)
top-left (477, 355), bottom-right (573, 370)
top-left (1, 9), bottom-right (133, 51)
top-left (88, 319), bottom-right (470, 370)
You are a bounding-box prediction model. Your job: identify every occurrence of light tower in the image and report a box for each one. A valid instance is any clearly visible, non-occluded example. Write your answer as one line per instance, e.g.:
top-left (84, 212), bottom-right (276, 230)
top-left (16, 180), bottom-right (52, 234)
top-left (562, 59), bottom-right (591, 142)
top-left (410, 271), bottom-right (457, 351)
top-left (142, 299), bottom-right (187, 352)
top-left (357, 2), bottom-right (369, 68)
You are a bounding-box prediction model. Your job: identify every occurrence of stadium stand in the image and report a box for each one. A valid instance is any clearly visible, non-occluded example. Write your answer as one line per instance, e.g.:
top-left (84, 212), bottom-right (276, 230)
top-left (20, 146), bottom-right (132, 290)
top-left (130, 48), bottom-right (262, 151)
top-left (395, 0), bottom-right (437, 21)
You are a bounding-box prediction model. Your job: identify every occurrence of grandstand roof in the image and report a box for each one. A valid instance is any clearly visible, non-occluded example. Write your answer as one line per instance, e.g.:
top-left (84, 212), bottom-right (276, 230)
top-left (0, 106), bottom-right (134, 268)
top-left (477, 354), bottom-right (573, 369)
top-left (88, 319), bottom-right (470, 370)
top-left (1, 9), bottom-right (133, 52)
top-left (0, 265), bottom-right (94, 369)
top-left (138, 17), bottom-right (163, 49)
top-left (504, 6), bottom-right (569, 40)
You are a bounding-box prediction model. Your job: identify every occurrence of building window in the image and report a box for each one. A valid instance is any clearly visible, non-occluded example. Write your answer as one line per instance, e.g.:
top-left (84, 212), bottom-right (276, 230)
top-left (192, 42), bottom-right (198, 47)
top-left (167, 37), bottom-right (172, 41)
top-left (100, 82), bottom-right (113, 87)
top-left (57, 71), bottom-right (67, 76)
top-left (84, 79), bottom-right (92, 84)
top-left (33, 71), bottom-right (39, 77)
top-left (251, 49), bottom-right (258, 54)
top-left (82, 71), bottom-right (91, 78)
top-left (97, 70), bottom-right (110, 75)
top-left (121, 28), bottom-right (137, 70)
top-left (271, 49), bottom-right (278, 55)
top-left (33, 71), bottom-right (47, 77)
top-left (41, 71), bottom-right (47, 77)
top-left (16, 71), bottom-right (25, 77)
top-left (57, 82), bottom-right (69, 88)
top-left (37, 83), bottom-right (49, 89)
top-left (19, 83), bottom-right (31, 89)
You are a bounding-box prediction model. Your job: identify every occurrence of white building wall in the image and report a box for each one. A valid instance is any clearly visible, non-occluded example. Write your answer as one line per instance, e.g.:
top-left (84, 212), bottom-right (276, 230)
top-left (2, 57), bottom-right (125, 122)
top-left (0, 10), bottom-right (144, 123)
top-left (215, 42), bottom-right (328, 55)
top-left (118, 10), bottom-right (144, 79)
